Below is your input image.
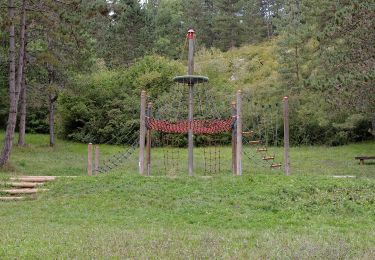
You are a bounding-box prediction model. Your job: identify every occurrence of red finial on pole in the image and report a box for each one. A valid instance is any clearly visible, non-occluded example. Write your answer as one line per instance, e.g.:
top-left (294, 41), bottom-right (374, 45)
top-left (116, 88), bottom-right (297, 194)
top-left (187, 28), bottom-right (195, 39)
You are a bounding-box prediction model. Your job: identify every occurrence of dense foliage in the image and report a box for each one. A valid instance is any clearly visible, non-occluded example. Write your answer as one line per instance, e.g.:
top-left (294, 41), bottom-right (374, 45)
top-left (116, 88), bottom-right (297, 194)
top-left (0, 0), bottom-right (373, 146)
top-left (58, 56), bottom-right (184, 144)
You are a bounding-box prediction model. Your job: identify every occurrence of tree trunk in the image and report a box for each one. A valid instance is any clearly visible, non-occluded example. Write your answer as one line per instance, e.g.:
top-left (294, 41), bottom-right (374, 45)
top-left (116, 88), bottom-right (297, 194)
top-left (18, 29), bottom-right (28, 146)
top-left (17, 66), bottom-right (27, 146)
top-left (0, 0), bottom-right (26, 166)
top-left (47, 61), bottom-right (57, 148)
top-left (48, 94), bottom-right (57, 147)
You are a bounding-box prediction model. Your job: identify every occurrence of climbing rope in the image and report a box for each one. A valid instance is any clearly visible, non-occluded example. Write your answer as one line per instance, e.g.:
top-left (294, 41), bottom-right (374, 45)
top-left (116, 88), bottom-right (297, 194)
top-left (97, 137), bottom-right (139, 174)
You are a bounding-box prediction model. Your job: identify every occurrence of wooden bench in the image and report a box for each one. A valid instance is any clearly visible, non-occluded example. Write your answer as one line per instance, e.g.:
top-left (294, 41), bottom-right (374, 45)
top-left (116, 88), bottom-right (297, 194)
top-left (355, 156), bottom-right (375, 165)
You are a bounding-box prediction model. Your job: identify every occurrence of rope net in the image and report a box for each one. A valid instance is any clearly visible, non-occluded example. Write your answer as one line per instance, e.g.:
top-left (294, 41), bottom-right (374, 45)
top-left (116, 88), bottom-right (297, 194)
top-left (240, 92), bottom-right (284, 171)
top-left (145, 81), bottom-right (233, 175)
top-left (147, 117), bottom-right (235, 134)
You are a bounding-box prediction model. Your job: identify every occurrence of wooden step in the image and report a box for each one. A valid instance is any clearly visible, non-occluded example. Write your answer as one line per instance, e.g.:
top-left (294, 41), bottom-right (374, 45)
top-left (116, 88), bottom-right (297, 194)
top-left (256, 147), bottom-right (267, 152)
top-left (2, 182), bottom-right (44, 188)
top-left (249, 140), bottom-right (260, 145)
top-left (1, 188), bottom-right (49, 195)
top-left (0, 196), bottom-right (26, 201)
top-left (262, 156), bottom-right (275, 161)
top-left (10, 176), bottom-right (56, 182)
top-left (242, 131), bottom-right (254, 137)
top-left (270, 163), bottom-right (282, 168)
top-left (19, 176), bottom-right (56, 180)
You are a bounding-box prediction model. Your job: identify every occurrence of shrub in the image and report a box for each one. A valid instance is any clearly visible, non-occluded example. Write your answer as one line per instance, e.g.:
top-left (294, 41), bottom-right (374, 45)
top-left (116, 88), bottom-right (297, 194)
top-left (58, 55), bottom-right (184, 144)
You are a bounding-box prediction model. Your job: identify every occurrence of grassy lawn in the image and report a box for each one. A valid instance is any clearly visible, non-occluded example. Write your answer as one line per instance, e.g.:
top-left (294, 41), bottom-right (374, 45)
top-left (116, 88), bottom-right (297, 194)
top-left (0, 133), bottom-right (374, 258)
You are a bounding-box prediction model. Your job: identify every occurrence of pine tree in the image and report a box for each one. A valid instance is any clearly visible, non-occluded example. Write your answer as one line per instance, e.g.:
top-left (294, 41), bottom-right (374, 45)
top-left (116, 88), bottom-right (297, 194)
top-left (317, 0), bottom-right (375, 116)
top-left (276, 0), bottom-right (316, 91)
top-left (213, 0), bottom-right (246, 50)
top-left (99, 0), bottom-right (152, 66)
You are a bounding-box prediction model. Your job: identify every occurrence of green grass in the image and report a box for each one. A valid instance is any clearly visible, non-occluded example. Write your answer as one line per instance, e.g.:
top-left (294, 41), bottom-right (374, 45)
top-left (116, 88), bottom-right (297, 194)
top-left (0, 133), bottom-right (375, 258)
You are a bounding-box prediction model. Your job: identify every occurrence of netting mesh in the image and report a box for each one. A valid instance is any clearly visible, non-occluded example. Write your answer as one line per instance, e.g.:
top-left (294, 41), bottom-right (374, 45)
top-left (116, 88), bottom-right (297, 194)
top-left (147, 117), bottom-right (235, 134)
top-left (144, 81), bottom-right (233, 175)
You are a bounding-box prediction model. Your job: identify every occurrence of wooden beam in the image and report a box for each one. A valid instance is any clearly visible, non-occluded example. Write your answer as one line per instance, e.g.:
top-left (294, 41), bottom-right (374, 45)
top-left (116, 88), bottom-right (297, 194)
top-left (1, 188), bottom-right (49, 195)
top-left (2, 182), bottom-right (44, 188)
top-left (94, 145), bottom-right (100, 174)
top-left (283, 96), bottom-right (290, 175)
top-left (10, 176), bottom-right (56, 182)
top-left (271, 163), bottom-right (282, 168)
top-left (187, 29), bottom-right (195, 177)
top-left (146, 102), bottom-right (152, 176)
top-left (87, 143), bottom-right (93, 176)
top-left (0, 196), bottom-right (26, 201)
top-left (236, 90), bottom-right (242, 176)
top-left (242, 131), bottom-right (253, 137)
top-left (231, 101), bottom-right (237, 175)
top-left (139, 90), bottom-right (146, 175)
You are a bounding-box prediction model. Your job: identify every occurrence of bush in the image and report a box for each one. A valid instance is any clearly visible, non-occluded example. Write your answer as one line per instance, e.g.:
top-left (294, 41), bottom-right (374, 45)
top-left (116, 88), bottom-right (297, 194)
top-left (58, 55), bottom-right (184, 144)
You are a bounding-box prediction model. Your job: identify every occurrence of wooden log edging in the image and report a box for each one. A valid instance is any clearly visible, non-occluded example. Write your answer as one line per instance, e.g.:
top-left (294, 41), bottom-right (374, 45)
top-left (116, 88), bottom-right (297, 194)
top-left (10, 176), bottom-right (56, 182)
top-left (1, 188), bottom-right (49, 195)
top-left (0, 196), bottom-right (26, 201)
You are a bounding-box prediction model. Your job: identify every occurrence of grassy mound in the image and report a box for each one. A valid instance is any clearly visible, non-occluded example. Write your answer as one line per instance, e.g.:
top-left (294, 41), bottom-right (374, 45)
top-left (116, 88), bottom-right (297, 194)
top-left (0, 133), bottom-right (374, 258)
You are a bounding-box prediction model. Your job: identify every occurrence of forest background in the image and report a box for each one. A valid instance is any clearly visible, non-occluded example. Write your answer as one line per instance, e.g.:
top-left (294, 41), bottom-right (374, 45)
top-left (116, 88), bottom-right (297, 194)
top-left (0, 0), bottom-right (374, 165)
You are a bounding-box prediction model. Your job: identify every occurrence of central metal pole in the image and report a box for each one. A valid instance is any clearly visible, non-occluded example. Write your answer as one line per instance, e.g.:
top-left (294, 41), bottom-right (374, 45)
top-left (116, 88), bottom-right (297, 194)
top-left (187, 29), bottom-right (195, 176)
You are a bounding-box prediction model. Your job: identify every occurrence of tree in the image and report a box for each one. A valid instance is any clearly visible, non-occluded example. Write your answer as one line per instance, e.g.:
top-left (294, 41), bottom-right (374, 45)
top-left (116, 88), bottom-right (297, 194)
top-left (152, 0), bottom-right (185, 59)
top-left (181, 0), bottom-right (216, 48)
top-left (316, 0), bottom-right (375, 117)
top-left (276, 0), bottom-right (316, 92)
top-left (213, 0), bottom-right (246, 50)
top-left (89, 0), bottom-right (153, 67)
top-left (13, 0), bottom-right (93, 147)
top-left (17, 23), bottom-right (28, 146)
top-left (0, 0), bottom-right (27, 166)
top-left (0, 5), bottom-right (9, 128)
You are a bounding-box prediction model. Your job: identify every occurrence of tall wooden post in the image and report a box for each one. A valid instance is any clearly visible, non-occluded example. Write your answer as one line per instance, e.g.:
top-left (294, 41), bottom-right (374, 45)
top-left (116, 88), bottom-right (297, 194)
top-left (187, 28), bottom-right (195, 176)
top-left (231, 101), bottom-right (237, 175)
top-left (94, 145), bottom-right (99, 174)
top-left (283, 96), bottom-right (290, 176)
top-left (139, 90), bottom-right (146, 175)
top-left (236, 90), bottom-right (242, 176)
top-left (87, 143), bottom-right (93, 176)
top-left (188, 29), bottom-right (195, 76)
top-left (146, 102), bottom-right (152, 176)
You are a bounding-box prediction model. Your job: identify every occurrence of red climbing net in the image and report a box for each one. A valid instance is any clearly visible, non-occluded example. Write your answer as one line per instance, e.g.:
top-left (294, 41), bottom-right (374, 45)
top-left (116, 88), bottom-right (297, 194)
top-left (147, 117), bottom-right (235, 134)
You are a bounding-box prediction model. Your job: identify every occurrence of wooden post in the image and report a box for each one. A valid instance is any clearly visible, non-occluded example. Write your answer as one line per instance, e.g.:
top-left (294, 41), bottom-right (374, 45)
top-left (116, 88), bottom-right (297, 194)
top-left (87, 143), bottom-right (93, 176)
top-left (283, 96), bottom-right (290, 176)
top-left (231, 101), bottom-right (237, 175)
top-left (188, 28), bottom-right (195, 176)
top-left (94, 145), bottom-right (99, 174)
top-left (146, 102), bottom-right (152, 176)
top-left (236, 90), bottom-right (242, 176)
top-left (188, 29), bottom-right (195, 75)
top-left (139, 90), bottom-right (146, 175)
top-left (188, 84), bottom-right (194, 176)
